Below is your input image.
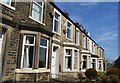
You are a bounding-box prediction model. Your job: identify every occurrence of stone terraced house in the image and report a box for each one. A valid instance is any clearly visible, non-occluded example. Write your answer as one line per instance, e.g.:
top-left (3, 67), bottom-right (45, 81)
top-left (0, 0), bottom-right (106, 82)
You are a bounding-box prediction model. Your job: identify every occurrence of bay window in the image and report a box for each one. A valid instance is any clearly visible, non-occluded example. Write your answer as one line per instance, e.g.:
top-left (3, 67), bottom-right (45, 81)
top-left (98, 60), bottom-right (101, 70)
top-left (83, 55), bottom-right (87, 69)
top-left (21, 35), bottom-right (35, 68)
top-left (74, 50), bottom-right (78, 70)
top-left (92, 59), bottom-right (96, 70)
top-left (64, 48), bottom-right (79, 71)
top-left (39, 37), bottom-right (48, 68)
top-left (65, 49), bottom-right (72, 70)
top-left (21, 35), bottom-right (49, 69)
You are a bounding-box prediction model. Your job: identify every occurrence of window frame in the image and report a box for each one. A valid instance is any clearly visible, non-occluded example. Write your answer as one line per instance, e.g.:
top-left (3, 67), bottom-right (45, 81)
top-left (74, 50), bottom-right (79, 70)
top-left (91, 58), bottom-right (96, 70)
top-left (66, 21), bottom-right (72, 40)
top-left (29, 0), bottom-right (44, 23)
top-left (0, 0), bottom-right (15, 10)
top-left (20, 35), bottom-right (36, 69)
top-left (64, 47), bottom-right (79, 71)
top-left (82, 34), bottom-right (86, 48)
top-left (82, 55), bottom-right (87, 70)
top-left (98, 60), bottom-right (102, 70)
top-left (53, 8), bottom-right (61, 35)
top-left (39, 37), bottom-right (49, 69)
top-left (75, 28), bottom-right (79, 45)
top-left (65, 49), bottom-right (72, 70)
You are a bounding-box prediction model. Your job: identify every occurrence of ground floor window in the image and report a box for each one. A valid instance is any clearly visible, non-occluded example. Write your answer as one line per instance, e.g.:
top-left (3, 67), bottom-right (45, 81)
top-left (21, 35), bottom-right (49, 69)
top-left (98, 60), bottom-right (101, 70)
top-left (65, 49), bottom-right (72, 70)
top-left (92, 59), bottom-right (96, 70)
top-left (39, 37), bottom-right (48, 68)
top-left (21, 35), bottom-right (35, 68)
top-left (74, 50), bottom-right (78, 69)
top-left (82, 55), bottom-right (87, 69)
top-left (64, 48), bottom-right (79, 71)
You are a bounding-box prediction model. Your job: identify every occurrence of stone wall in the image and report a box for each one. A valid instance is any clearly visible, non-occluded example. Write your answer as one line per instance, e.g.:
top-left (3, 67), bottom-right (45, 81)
top-left (3, 28), bottom-right (20, 81)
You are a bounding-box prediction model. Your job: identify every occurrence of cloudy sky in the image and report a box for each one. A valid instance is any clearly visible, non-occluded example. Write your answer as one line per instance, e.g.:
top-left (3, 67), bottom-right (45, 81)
top-left (55, 2), bottom-right (118, 62)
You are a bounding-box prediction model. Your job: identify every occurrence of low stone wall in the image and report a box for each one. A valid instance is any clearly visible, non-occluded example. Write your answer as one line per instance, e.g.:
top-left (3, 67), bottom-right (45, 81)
top-left (15, 73), bottom-right (50, 82)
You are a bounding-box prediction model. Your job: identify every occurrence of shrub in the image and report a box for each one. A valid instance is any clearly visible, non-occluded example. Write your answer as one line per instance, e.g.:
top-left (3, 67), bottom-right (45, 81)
top-left (77, 72), bottom-right (83, 79)
top-left (85, 68), bottom-right (98, 79)
top-left (106, 67), bottom-right (120, 76)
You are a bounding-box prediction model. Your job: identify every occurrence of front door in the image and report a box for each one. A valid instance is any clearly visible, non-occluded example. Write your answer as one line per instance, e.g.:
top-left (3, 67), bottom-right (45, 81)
top-left (51, 45), bottom-right (59, 78)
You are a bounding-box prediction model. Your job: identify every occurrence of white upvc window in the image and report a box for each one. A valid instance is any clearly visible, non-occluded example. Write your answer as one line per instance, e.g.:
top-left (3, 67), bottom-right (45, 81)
top-left (64, 47), bottom-right (79, 71)
top-left (65, 49), bottom-right (72, 70)
top-left (92, 59), bottom-right (96, 70)
top-left (21, 35), bottom-right (35, 68)
top-left (66, 22), bottom-right (71, 39)
top-left (39, 37), bottom-right (48, 68)
top-left (87, 39), bottom-right (90, 50)
top-left (1, 0), bottom-right (15, 10)
top-left (92, 42), bottom-right (94, 52)
top-left (82, 34), bottom-right (86, 48)
top-left (75, 28), bottom-right (79, 45)
top-left (53, 9), bottom-right (61, 34)
top-left (98, 60), bottom-right (102, 70)
top-left (93, 44), bottom-right (96, 53)
top-left (82, 55), bottom-right (87, 69)
top-left (31, 0), bottom-right (44, 22)
top-left (74, 50), bottom-right (78, 70)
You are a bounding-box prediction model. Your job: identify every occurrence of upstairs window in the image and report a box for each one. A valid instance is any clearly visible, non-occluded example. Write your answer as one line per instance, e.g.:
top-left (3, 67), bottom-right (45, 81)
top-left (92, 42), bottom-right (94, 52)
top-left (31, 0), bottom-right (44, 22)
top-left (66, 22), bottom-right (71, 39)
top-left (87, 39), bottom-right (90, 50)
top-left (82, 34), bottom-right (86, 48)
top-left (75, 28), bottom-right (79, 45)
top-left (2, 0), bottom-right (15, 7)
top-left (53, 12), bottom-right (61, 33)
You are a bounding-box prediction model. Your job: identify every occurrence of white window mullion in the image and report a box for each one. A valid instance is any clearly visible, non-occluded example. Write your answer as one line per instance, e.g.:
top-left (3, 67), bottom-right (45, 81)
top-left (21, 36), bottom-right (26, 68)
top-left (72, 49), bottom-right (74, 70)
top-left (45, 40), bottom-right (48, 68)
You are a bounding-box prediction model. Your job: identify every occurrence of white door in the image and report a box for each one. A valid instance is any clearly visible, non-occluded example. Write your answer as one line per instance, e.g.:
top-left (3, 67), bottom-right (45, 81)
top-left (51, 46), bottom-right (59, 78)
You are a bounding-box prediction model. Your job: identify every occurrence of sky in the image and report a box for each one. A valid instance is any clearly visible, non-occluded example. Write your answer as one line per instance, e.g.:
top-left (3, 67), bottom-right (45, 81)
top-left (55, 2), bottom-right (118, 62)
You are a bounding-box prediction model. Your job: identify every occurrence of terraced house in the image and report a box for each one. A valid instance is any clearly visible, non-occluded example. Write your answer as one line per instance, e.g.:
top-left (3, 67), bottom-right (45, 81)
top-left (0, 0), bottom-right (106, 82)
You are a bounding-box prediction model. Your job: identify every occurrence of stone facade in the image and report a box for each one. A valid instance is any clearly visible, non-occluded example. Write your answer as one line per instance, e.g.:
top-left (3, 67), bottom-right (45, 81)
top-left (0, 1), bottom-right (106, 82)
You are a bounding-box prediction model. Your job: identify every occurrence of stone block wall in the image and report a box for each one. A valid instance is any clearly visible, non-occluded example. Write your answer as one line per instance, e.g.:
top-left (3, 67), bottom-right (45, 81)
top-left (3, 28), bottom-right (20, 81)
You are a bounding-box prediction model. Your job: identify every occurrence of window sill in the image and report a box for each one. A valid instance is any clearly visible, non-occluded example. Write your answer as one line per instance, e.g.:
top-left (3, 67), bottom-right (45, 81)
top-left (75, 43), bottom-right (80, 46)
top-left (0, 2), bottom-right (15, 10)
top-left (29, 16), bottom-right (45, 26)
top-left (66, 37), bottom-right (71, 41)
top-left (15, 68), bottom-right (50, 73)
top-left (53, 31), bottom-right (61, 36)
top-left (63, 69), bottom-right (79, 72)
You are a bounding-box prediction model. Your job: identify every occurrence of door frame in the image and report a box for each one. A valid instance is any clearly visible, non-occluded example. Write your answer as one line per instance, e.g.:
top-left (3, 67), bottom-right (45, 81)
top-left (51, 43), bottom-right (60, 78)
